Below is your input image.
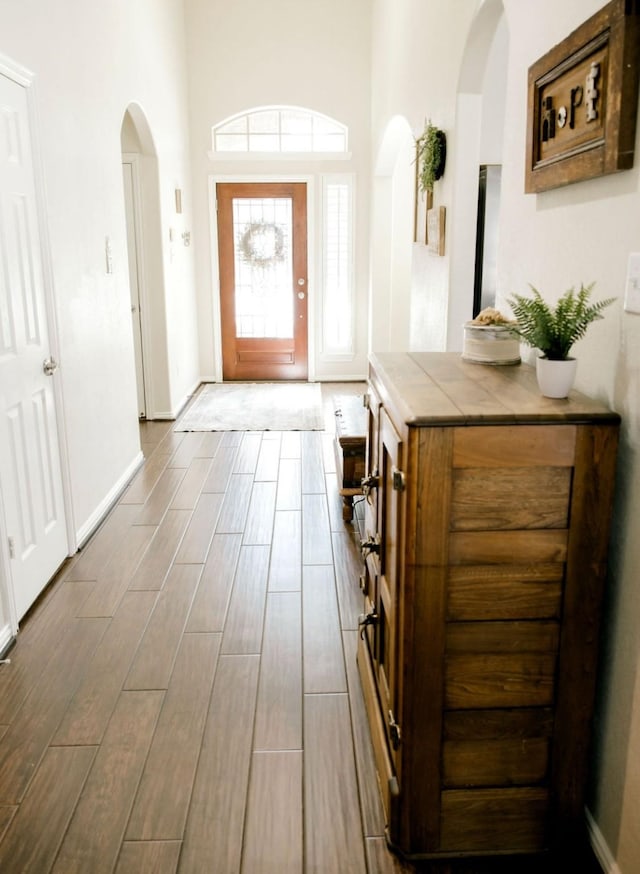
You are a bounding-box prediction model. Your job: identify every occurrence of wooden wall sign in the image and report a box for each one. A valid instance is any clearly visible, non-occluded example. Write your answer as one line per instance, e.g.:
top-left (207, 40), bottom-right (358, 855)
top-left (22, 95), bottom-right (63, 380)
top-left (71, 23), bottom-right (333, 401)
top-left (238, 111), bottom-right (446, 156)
top-left (525, 0), bottom-right (640, 193)
top-left (427, 206), bottom-right (446, 256)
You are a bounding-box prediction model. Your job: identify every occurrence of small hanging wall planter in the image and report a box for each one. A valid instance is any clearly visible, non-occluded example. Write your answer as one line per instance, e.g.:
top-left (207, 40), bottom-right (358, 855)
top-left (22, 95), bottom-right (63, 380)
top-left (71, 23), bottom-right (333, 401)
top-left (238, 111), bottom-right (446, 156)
top-left (416, 120), bottom-right (447, 194)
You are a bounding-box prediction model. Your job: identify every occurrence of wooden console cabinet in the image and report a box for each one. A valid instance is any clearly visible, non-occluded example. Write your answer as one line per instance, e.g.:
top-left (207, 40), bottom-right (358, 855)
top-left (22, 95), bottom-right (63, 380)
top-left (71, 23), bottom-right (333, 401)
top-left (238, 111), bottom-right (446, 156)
top-left (357, 352), bottom-right (619, 860)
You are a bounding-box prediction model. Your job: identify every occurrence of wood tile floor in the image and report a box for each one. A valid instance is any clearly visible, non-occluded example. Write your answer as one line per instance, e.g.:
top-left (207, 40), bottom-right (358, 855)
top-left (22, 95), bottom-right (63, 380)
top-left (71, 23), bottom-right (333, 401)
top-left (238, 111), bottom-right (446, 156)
top-left (0, 383), bottom-right (603, 874)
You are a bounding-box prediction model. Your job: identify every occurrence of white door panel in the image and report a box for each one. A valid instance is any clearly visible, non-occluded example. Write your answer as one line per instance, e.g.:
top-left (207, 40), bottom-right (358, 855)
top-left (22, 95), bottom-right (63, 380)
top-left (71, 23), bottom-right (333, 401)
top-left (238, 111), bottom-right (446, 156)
top-left (0, 71), bottom-right (67, 620)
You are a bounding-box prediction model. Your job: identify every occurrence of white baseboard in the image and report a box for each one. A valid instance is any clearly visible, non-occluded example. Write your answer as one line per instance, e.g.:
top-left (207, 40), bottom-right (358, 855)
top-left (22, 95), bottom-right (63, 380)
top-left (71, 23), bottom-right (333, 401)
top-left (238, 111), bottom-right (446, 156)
top-left (74, 451), bottom-right (144, 548)
top-left (0, 622), bottom-right (15, 658)
top-left (150, 379), bottom-right (205, 422)
top-left (586, 806), bottom-right (621, 874)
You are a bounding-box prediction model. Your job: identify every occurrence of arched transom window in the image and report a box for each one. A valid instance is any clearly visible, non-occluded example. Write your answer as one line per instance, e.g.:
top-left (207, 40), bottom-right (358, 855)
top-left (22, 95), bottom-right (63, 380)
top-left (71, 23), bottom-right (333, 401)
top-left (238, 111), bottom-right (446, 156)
top-left (212, 106), bottom-right (348, 154)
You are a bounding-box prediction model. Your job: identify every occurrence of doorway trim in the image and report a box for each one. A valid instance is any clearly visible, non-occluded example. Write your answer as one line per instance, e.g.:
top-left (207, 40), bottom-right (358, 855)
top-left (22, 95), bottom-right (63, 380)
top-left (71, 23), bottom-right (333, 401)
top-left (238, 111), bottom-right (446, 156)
top-left (0, 52), bottom-right (75, 635)
top-left (122, 152), bottom-right (151, 417)
top-left (208, 174), bottom-right (315, 383)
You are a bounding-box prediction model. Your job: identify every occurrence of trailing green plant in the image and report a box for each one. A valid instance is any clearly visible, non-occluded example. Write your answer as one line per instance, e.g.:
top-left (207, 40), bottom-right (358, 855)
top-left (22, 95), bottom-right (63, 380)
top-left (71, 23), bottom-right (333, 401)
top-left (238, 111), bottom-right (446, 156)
top-left (416, 120), bottom-right (446, 194)
top-left (507, 283), bottom-right (615, 361)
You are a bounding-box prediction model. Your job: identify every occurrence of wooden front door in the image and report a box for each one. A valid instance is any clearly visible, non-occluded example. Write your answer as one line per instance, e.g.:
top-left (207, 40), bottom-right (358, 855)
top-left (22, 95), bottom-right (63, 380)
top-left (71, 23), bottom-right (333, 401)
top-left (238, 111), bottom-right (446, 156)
top-left (217, 182), bottom-right (308, 381)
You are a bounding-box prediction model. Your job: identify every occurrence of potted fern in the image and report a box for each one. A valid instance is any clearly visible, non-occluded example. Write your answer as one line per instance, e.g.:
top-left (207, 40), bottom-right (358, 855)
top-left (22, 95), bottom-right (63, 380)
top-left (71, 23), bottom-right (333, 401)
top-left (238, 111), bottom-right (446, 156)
top-left (507, 283), bottom-right (615, 398)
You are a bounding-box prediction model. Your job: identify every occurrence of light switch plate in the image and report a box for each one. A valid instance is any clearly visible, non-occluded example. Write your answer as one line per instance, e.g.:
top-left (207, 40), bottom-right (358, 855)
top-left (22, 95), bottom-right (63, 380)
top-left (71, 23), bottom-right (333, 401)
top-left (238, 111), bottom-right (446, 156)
top-left (624, 253), bottom-right (640, 314)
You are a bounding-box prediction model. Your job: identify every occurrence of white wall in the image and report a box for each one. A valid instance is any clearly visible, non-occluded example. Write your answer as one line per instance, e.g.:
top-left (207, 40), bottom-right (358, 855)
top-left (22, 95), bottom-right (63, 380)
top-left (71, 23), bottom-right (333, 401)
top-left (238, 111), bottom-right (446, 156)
top-left (498, 4), bottom-right (640, 872)
top-left (371, 1), bottom-right (640, 871)
top-left (371, 0), bottom-right (482, 356)
top-left (183, 0), bottom-right (372, 381)
top-left (0, 0), bottom-right (199, 539)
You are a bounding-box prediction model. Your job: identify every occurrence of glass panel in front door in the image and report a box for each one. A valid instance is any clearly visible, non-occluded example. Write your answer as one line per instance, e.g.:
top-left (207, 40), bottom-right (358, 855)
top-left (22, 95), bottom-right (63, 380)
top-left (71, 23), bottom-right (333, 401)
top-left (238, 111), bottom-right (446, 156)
top-left (233, 197), bottom-right (293, 340)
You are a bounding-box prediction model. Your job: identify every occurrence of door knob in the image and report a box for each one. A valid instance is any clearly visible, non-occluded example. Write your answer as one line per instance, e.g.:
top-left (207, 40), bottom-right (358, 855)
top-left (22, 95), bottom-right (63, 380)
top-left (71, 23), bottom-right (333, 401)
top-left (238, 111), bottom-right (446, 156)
top-left (298, 291), bottom-right (305, 299)
top-left (43, 357), bottom-right (59, 376)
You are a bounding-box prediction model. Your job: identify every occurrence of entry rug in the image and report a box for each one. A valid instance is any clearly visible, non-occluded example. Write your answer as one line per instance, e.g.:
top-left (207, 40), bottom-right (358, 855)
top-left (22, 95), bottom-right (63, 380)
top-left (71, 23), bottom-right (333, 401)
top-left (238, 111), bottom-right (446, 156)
top-left (174, 382), bottom-right (324, 431)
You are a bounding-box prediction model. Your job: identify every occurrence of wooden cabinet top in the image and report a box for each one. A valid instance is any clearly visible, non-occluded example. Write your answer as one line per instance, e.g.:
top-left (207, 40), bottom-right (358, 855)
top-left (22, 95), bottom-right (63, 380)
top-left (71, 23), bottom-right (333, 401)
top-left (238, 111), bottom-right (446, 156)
top-left (369, 352), bottom-right (620, 427)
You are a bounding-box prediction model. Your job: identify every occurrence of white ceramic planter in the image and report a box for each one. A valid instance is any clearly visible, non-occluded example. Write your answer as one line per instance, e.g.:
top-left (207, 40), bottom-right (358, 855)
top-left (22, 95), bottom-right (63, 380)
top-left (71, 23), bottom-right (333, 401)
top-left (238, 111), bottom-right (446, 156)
top-left (536, 356), bottom-right (578, 398)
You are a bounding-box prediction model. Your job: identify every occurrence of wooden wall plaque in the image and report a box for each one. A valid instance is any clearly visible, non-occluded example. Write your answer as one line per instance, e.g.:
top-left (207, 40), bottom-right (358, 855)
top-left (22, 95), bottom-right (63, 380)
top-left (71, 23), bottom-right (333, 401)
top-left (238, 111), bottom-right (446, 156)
top-left (525, 0), bottom-right (640, 193)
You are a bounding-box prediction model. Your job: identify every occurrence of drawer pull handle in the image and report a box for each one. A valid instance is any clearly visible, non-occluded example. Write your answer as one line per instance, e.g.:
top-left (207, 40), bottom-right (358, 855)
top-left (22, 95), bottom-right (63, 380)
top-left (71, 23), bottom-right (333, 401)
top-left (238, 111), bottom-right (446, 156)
top-left (358, 609), bottom-right (378, 638)
top-left (360, 536), bottom-right (380, 558)
top-left (361, 472), bottom-right (379, 496)
top-left (388, 711), bottom-right (402, 750)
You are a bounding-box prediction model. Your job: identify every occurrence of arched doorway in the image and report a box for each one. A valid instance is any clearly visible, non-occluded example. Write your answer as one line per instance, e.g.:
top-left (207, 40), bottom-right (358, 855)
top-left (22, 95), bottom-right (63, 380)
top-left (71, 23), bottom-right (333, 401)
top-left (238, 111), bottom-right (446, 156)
top-left (448, 0), bottom-right (508, 349)
top-left (120, 104), bottom-right (169, 420)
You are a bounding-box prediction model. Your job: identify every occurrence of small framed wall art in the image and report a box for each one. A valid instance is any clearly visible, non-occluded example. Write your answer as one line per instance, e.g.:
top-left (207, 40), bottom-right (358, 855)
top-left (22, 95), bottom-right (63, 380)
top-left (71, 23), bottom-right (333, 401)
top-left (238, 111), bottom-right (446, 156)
top-left (525, 0), bottom-right (640, 193)
top-left (427, 206), bottom-right (446, 256)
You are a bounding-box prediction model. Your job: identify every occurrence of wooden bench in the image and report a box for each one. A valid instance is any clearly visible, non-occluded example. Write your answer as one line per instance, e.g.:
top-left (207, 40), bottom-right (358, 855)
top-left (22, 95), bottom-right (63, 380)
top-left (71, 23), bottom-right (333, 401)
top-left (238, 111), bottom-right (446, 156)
top-left (333, 394), bottom-right (367, 521)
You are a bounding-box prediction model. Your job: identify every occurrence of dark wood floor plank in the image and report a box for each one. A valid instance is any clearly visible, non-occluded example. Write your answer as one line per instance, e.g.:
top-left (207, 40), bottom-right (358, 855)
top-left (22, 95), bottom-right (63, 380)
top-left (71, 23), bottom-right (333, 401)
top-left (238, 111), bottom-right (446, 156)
top-left (115, 841), bottom-right (182, 874)
top-left (268, 510), bottom-right (301, 592)
top-left (343, 630), bottom-right (386, 837)
top-left (221, 430), bottom-right (243, 447)
top-left (126, 633), bottom-right (221, 840)
top-left (255, 434), bottom-right (281, 481)
top-left (173, 492), bottom-right (223, 564)
top-left (185, 533), bottom-right (243, 632)
top-left (241, 750), bottom-right (303, 874)
top-left (155, 429), bottom-right (185, 457)
top-left (303, 565), bottom-right (347, 693)
top-left (0, 397), bottom-right (415, 873)
top-left (139, 419), bottom-right (172, 448)
top-left (202, 445), bottom-right (238, 492)
top-left (280, 430), bottom-right (301, 459)
top-left (322, 430), bottom-right (336, 473)
top-left (0, 746), bottom-right (97, 874)
top-left (125, 565), bottom-right (201, 690)
top-left (170, 457), bottom-right (214, 510)
top-left (178, 655), bottom-right (259, 874)
top-left (301, 431), bottom-right (326, 494)
top-left (0, 805), bottom-right (16, 844)
top-left (302, 493), bottom-right (333, 565)
top-left (0, 616), bottom-right (108, 804)
top-left (215, 473), bottom-right (254, 533)
top-left (51, 691), bottom-right (164, 874)
top-left (254, 593), bottom-right (302, 751)
top-left (118, 452), bottom-right (173, 507)
top-left (221, 545), bottom-right (270, 654)
top-left (233, 432), bottom-right (263, 474)
top-left (304, 693), bottom-right (367, 873)
top-left (326, 470), bottom-right (345, 531)
top-left (115, 841), bottom-right (181, 874)
top-left (54, 591), bottom-right (159, 745)
top-left (135, 467), bottom-right (186, 525)
top-left (193, 430), bottom-right (223, 458)
top-left (127, 509), bottom-right (192, 591)
top-left (243, 481), bottom-right (277, 545)
top-left (0, 580), bottom-right (95, 724)
top-left (332, 530), bottom-right (365, 630)
top-left (168, 432), bottom-right (209, 468)
top-left (77, 524), bottom-right (156, 618)
top-left (65, 504), bottom-right (142, 580)
top-left (276, 458), bottom-right (301, 511)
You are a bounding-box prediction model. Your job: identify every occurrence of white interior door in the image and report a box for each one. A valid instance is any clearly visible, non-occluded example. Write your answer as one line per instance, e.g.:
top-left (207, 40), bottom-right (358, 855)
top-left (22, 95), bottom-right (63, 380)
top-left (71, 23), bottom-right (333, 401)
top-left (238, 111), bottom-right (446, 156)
top-left (122, 158), bottom-right (147, 418)
top-left (0, 70), bottom-right (68, 620)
